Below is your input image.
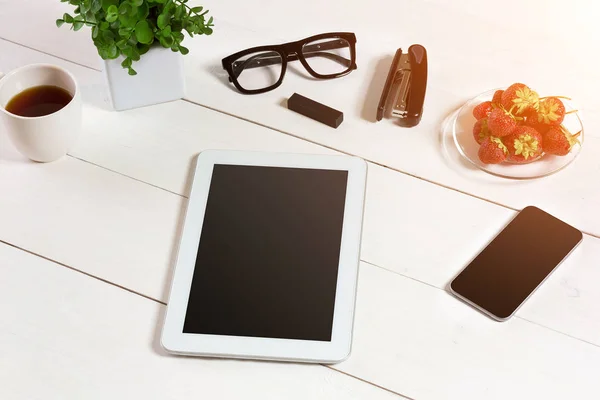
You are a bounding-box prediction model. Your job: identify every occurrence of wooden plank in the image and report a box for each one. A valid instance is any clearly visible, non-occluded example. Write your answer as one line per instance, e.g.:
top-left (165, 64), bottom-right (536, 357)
top-left (3, 17), bottom-right (600, 237)
top-left (2, 39), bottom-right (600, 399)
top-left (1, 40), bottom-right (599, 348)
top-left (3, 240), bottom-right (600, 400)
top-left (335, 262), bottom-right (600, 400)
top-left (179, 25), bottom-right (600, 238)
top-left (361, 165), bottom-right (600, 347)
top-left (0, 0), bottom-right (100, 69)
top-left (0, 242), bottom-right (402, 400)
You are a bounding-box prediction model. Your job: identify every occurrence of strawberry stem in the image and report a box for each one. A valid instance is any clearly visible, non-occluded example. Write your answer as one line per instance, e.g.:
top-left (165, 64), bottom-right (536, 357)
top-left (539, 96), bottom-right (572, 101)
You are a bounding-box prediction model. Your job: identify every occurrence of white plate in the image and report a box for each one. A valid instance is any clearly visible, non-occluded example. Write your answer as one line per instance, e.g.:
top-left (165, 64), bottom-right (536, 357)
top-left (451, 89), bottom-right (584, 179)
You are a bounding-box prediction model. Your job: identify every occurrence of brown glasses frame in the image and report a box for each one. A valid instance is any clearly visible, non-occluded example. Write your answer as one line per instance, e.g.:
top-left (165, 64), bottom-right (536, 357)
top-left (221, 32), bottom-right (357, 94)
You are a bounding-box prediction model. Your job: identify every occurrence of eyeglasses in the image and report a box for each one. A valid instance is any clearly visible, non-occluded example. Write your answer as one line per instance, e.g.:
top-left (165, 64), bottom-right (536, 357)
top-left (221, 32), bottom-right (357, 94)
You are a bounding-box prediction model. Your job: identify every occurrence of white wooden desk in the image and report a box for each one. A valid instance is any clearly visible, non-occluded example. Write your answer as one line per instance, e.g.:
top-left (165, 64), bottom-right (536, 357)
top-left (1, 1), bottom-right (600, 399)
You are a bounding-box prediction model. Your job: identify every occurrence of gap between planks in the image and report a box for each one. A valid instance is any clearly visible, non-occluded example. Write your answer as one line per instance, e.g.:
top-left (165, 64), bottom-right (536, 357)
top-left (182, 99), bottom-right (600, 241)
top-left (0, 238), bottom-right (412, 399)
top-left (2, 34), bottom-right (596, 239)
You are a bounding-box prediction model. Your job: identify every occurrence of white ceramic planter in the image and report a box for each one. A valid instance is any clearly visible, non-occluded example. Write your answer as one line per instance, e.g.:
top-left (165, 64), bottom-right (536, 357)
top-left (103, 46), bottom-right (185, 111)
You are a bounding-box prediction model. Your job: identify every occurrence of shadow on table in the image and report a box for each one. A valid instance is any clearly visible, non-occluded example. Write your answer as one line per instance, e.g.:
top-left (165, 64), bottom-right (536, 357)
top-left (202, 61), bottom-right (323, 95)
top-left (439, 106), bottom-right (481, 174)
top-left (359, 55), bottom-right (393, 123)
top-left (150, 155), bottom-right (197, 356)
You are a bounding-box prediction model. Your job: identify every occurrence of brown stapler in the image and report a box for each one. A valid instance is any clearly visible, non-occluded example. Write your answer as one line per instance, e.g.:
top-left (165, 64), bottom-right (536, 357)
top-left (376, 45), bottom-right (428, 127)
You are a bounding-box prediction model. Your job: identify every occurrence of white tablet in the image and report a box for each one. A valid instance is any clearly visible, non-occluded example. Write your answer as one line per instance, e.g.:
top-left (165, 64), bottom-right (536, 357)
top-left (161, 150), bottom-right (367, 363)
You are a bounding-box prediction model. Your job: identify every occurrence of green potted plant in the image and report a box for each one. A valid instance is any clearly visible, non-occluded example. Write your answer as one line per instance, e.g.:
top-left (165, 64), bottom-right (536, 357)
top-left (56, 0), bottom-right (214, 110)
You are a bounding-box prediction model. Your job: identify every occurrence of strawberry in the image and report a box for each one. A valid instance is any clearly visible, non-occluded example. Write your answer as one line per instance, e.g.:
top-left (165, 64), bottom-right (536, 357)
top-left (524, 110), bottom-right (552, 135)
top-left (478, 136), bottom-right (508, 164)
top-left (504, 126), bottom-right (543, 163)
top-left (473, 101), bottom-right (493, 120)
top-left (543, 126), bottom-right (581, 156)
top-left (473, 118), bottom-right (490, 144)
top-left (533, 97), bottom-right (566, 126)
top-left (492, 90), bottom-right (504, 107)
top-left (487, 108), bottom-right (517, 137)
top-left (501, 83), bottom-right (539, 115)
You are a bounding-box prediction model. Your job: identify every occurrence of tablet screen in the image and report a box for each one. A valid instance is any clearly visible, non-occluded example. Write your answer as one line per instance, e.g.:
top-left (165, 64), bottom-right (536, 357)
top-left (183, 164), bottom-right (349, 341)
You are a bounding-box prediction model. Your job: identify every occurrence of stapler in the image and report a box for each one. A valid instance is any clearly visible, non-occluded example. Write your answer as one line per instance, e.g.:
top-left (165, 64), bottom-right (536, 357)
top-left (376, 45), bottom-right (428, 127)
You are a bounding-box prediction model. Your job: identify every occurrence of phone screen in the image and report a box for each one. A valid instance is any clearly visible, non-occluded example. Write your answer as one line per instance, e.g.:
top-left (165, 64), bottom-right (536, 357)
top-left (450, 206), bottom-right (582, 320)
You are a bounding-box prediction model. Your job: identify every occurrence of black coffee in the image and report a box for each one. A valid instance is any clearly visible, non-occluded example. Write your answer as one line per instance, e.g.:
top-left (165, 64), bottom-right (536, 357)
top-left (5, 85), bottom-right (73, 117)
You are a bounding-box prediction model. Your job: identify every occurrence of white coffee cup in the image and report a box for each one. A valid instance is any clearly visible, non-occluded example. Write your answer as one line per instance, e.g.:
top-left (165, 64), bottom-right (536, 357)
top-left (0, 64), bottom-right (82, 162)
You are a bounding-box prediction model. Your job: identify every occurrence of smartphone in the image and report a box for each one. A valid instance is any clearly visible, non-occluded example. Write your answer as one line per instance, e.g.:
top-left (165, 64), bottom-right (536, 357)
top-left (449, 206), bottom-right (583, 321)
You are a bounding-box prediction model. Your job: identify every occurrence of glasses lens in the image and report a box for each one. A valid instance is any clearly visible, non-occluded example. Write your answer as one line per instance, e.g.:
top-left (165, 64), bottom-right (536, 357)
top-left (231, 51), bottom-right (283, 91)
top-left (301, 38), bottom-right (352, 76)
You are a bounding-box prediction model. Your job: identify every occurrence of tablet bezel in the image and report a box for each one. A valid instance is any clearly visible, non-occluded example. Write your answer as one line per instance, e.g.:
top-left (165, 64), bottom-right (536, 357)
top-left (161, 150), bottom-right (367, 363)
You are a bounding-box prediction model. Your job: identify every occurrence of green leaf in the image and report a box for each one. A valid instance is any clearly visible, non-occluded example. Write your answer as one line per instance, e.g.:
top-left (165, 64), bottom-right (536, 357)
top-left (204, 27), bottom-right (213, 35)
top-left (134, 20), bottom-right (153, 44)
top-left (92, 25), bottom-right (99, 38)
top-left (128, 5), bottom-right (139, 17)
top-left (80, 0), bottom-right (91, 13)
top-left (98, 47), bottom-right (109, 59)
top-left (179, 45), bottom-right (189, 55)
top-left (128, 67), bottom-right (137, 76)
top-left (207, 16), bottom-right (213, 26)
top-left (163, 35), bottom-right (174, 46)
top-left (85, 11), bottom-right (96, 23)
top-left (119, 2), bottom-right (131, 15)
top-left (170, 20), bottom-right (182, 32)
top-left (118, 12), bottom-right (137, 28)
top-left (73, 21), bottom-right (84, 31)
top-left (107, 43), bottom-right (119, 59)
top-left (174, 4), bottom-right (184, 19)
top-left (122, 46), bottom-right (132, 58)
top-left (118, 28), bottom-right (132, 37)
top-left (161, 25), bottom-right (171, 37)
top-left (130, 47), bottom-right (141, 61)
top-left (116, 39), bottom-right (128, 49)
top-left (138, 43), bottom-right (150, 55)
top-left (157, 13), bottom-right (168, 29)
top-left (137, 2), bottom-right (149, 20)
top-left (56, 19), bottom-right (65, 28)
top-left (100, 21), bottom-right (109, 29)
top-left (102, 30), bottom-right (115, 43)
top-left (173, 31), bottom-right (184, 42)
top-left (106, 5), bottom-right (119, 22)
top-left (101, 0), bottom-right (118, 12)
top-left (131, 0), bottom-right (143, 6)
top-left (91, 0), bottom-right (102, 13)
top-left (121, 57), bottom-right (132, 68)
top-left (191, 6), bottom-right (203, 13)
top-left (63, 13), bottom-right (74, 23)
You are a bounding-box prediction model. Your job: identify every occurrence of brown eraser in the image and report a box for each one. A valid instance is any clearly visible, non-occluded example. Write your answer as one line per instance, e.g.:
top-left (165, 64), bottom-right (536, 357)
top-left (287, 93), bottom-right (343, 128)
